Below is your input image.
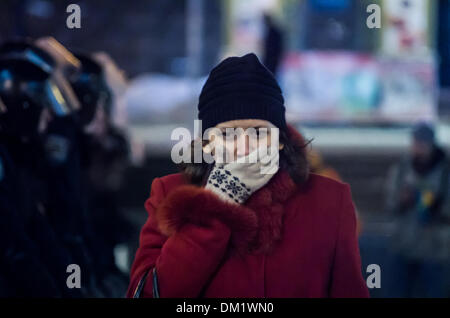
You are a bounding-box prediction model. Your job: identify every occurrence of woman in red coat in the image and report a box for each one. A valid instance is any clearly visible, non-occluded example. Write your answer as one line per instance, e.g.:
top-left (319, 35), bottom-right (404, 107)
top-left (127, 53), bottom-right (369, 298)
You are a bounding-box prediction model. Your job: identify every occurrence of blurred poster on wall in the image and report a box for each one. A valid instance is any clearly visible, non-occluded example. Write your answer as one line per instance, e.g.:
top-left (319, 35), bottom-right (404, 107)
top-left (378, 56), bottom-right (436, 122)
top-left (381, 0), bottom-right (432, 57)
top-left (280, 51), bottom-right (436, 124)
top-left (302, 0), bottom-right (360, 50)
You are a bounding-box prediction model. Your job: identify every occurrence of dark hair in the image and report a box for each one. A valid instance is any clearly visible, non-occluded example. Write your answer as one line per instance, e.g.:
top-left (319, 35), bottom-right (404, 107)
top-left (178, 128), bottom-right (310, 187)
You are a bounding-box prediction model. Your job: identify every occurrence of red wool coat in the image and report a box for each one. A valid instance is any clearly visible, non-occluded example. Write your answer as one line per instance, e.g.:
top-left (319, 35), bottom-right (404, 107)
top-left (127, 136), bottom-right (369, 298)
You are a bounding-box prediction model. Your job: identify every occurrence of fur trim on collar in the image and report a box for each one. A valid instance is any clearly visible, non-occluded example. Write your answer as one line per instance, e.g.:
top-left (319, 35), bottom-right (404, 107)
top-left (153, 168), bottom-right (298, 255)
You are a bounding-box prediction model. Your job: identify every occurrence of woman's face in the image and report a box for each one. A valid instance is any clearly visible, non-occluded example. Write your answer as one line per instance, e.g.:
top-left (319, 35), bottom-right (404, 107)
top-left (203, 119), bottom-right (284, 163)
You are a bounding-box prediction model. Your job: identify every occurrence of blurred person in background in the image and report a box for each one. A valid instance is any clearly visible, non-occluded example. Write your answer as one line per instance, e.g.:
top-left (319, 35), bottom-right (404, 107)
top-left (44, 48), bottom-right (131, 297)
top-left (92, 52), bottom-right (129, 130)
top-left (0, 57), bottom-right (81, 297)
top-left (75, 52), bottom-right (131, 297)
top-left (385, 122), bottom-right (450, 297)
top-left (262, 13), bottom-right (284, 76)
top-left (127, 53), bottom-right (368, 298)
top-left (0, 38), bottom-right (131, 297)
top-left (0, 38), bottom-right (106, 297)
top-left (36, 41), bottom-right (131, 297)
top-left (38, 48), bottom-right (104, 298)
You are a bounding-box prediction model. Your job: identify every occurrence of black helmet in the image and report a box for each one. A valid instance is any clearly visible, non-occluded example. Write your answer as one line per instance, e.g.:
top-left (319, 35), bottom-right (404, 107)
top-left (0, 58), bottom-right (71, 139)
top-left (0, 39), bottom-right (55, 73)
top-left (0, 39), bottom-right (80, 115)
top-left (70, 53), bottom-right (111, 126)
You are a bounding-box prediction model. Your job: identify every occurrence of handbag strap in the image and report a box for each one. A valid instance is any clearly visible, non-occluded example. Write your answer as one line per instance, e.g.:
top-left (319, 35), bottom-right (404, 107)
top-left (132, 267), bottom-right (160, 298)
top-left (152, 267), bottom-right (160, 298)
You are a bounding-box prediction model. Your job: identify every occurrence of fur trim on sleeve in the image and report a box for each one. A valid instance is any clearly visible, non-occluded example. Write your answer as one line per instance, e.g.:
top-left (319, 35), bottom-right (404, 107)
top-left (153, 185), bottom-right (259, 253)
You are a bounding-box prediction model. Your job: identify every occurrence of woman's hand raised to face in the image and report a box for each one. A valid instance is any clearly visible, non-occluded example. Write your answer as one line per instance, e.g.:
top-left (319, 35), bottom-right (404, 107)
top-left (205, 145), bottom-right (280, 205)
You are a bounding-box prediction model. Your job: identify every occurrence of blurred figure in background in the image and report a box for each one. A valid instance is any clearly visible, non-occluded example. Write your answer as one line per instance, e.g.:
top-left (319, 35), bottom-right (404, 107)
top-left (34, 41), bottom-right (105, 297)
top-left (262, 13), bottom-right (284, 76)
top-left (45, 48), bottom-right (130, 297)
top-left (0, 57), bottom-right (81, 297)
top-left (92, 52), bottom-right (129, 130)
top-left (0, 37), bottom-right (131, 297)
top-left (1, 38), bottom-right (106, 297)
top-left (75, 52), bottom-right (131, 297)
top-left (385, 122), bottom-right (450, 297)
top-left (37, 41), bottom-right (131, 297)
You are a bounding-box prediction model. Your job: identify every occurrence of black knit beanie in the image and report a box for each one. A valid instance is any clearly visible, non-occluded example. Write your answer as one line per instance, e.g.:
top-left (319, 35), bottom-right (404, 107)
top-left (198, 53), bottom-right (286, 134)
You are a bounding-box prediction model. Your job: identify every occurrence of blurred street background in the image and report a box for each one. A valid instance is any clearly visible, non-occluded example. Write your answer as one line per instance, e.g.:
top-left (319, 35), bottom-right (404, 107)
top-left (1, 0), bottom-right (450, 297)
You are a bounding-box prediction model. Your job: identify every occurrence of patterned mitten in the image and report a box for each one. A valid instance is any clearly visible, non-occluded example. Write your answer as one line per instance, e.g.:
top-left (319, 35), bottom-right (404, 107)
top-left (205, 146), bottom-right (279, 204)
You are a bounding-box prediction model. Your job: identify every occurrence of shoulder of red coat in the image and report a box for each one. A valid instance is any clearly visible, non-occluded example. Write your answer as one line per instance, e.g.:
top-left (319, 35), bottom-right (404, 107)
top-left (291, 174), bottom-right (354, 228)
top-left (157, 172), bottom-right (189, 193)
top-left (301, 173), bottom-right (350, 199)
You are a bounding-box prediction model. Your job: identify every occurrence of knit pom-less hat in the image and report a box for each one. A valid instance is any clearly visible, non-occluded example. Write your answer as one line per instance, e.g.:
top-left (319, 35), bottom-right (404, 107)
top-left (198, 53), bottom-right (286, 133)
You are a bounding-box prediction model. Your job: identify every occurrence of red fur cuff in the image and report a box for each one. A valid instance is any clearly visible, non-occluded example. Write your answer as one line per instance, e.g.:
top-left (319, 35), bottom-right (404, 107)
top-left (153, 185), bottom-right (258, 252)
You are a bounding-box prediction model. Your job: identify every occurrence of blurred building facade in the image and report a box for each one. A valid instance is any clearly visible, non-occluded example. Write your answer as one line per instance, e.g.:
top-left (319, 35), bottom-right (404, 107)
top-left (0, 0), bottom-right (223, 77)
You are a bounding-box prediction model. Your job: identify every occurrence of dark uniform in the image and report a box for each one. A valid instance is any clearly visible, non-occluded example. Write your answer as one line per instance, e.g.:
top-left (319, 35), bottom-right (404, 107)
top-left (70, 53), bottom-right (131, 297)
top-left (0, 40), bottom-right (103, 297)
top-left (0, 58), bottom-right (81, 297)
top-left (41, 116), bottom-right (102, 297)
top-left (0, 144), bottom-right (61, 297)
